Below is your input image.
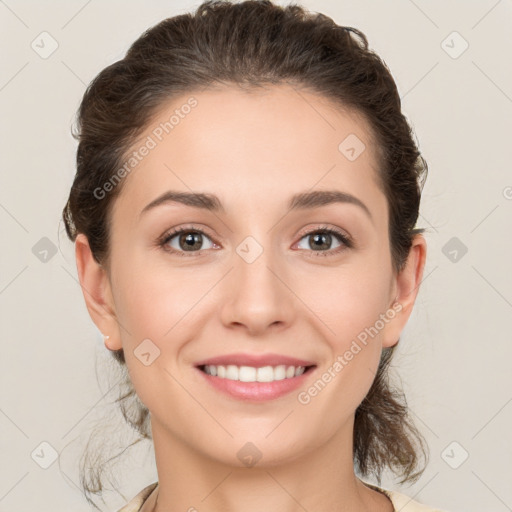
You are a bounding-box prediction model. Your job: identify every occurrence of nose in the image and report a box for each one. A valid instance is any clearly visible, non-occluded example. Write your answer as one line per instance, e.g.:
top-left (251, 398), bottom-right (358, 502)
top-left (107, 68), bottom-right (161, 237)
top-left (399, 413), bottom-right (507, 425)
top-left (219, 241), bottom-right (296, 336)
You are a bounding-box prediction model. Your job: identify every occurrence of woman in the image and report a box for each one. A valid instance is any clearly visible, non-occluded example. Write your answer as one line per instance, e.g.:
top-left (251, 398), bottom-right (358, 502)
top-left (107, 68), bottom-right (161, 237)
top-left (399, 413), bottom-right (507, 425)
top-left (62, 1), bottom-right (446, 510)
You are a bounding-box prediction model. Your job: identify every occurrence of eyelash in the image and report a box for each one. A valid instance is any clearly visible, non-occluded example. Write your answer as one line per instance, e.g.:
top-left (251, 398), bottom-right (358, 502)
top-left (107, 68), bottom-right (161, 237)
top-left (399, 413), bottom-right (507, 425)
top-left (157, 224), bottom-right (353, 258)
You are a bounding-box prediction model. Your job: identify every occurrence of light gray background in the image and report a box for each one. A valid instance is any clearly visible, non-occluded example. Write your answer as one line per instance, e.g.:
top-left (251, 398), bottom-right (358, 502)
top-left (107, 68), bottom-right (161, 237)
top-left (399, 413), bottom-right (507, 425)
top-left (1, 1), bottom-right (511, 511)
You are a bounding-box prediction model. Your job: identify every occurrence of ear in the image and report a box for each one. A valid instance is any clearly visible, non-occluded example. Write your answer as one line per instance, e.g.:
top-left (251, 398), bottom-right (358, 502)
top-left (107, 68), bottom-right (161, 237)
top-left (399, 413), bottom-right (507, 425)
top-left (75, 233), bottom-right (122, 351)
top-left (381, 233), bottom-right (427, 348)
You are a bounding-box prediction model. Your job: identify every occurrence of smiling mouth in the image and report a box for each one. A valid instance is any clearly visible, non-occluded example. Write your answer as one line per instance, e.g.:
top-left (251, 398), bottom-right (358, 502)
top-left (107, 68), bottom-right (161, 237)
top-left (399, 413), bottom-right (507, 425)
top-left (197, 364), bottom-right (316, 383)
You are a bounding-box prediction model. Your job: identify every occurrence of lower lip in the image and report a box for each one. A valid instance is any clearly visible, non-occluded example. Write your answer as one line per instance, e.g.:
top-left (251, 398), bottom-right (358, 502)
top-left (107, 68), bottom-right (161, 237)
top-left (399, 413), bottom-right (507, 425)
top-left (195, 366), bottom-right (316, 402)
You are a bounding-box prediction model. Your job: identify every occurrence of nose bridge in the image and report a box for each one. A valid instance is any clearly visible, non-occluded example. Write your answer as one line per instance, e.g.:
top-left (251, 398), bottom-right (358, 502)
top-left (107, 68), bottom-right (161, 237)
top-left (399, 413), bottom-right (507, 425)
top-left (220, 231), bottom-right (294, 333)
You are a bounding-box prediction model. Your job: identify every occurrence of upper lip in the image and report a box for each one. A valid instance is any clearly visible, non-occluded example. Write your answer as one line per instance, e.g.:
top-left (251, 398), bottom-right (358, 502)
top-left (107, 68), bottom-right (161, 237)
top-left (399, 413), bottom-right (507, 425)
top-left (195, 353), bottom-right (316, 368)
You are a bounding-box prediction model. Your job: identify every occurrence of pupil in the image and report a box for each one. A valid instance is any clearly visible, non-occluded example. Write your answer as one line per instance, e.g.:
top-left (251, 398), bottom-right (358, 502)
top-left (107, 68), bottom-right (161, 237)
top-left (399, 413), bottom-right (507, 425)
top-left (181, 232), bottom-right (201, 251)
top-left (312, 233), bottom-right (330, 250)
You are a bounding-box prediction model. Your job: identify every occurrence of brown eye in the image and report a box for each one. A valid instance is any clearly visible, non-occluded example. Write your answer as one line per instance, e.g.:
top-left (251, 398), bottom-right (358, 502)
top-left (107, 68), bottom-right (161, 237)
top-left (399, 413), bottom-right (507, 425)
top-left (178, 232), bottom-right (204, 251)
top-left (160, 228), bottom-right (216, 255)
top-left (295, 227), bottom-right (352, 256)
top-left (306, 232), bottom-right (333, 251)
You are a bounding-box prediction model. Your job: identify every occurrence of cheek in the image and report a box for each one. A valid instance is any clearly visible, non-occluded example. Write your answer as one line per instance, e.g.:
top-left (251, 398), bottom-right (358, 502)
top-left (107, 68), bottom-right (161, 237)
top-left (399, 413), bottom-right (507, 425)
top-left (295, 260), bottom-right (390, 401)
top-left (111, 252), bottom-right (200, 341)
top-left (295, 269), bottom-right (389, 429)
top-left (298, 261), bottom-right (391, 345)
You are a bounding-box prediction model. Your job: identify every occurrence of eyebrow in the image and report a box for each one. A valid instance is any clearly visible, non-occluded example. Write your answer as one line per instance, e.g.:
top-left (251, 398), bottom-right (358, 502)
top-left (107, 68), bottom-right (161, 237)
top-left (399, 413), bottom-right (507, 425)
top-left (289, 190), bottom-right (372, 221)
top-left (139, 189), bottom-right (372, 222)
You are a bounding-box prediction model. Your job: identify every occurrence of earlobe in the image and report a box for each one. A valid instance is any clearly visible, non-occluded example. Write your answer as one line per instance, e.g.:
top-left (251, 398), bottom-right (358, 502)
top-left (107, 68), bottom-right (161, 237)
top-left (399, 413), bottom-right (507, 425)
top-left (381, 234), bottom-right (427, 348)
top-left (75, 233), bottom-right (122, 351)
top-left (102, 334), bottom-right (115, 351)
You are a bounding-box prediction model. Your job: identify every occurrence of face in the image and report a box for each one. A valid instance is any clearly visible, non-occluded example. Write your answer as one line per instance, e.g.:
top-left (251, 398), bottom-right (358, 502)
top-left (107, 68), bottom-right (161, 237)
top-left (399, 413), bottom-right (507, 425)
top-left (78, 84), bottom-right (424, 468)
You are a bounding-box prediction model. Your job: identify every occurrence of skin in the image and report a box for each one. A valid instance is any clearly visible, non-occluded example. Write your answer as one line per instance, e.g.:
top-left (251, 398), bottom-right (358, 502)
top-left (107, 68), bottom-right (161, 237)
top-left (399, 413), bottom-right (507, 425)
top-left (75, 84), bottom-right (426, 512)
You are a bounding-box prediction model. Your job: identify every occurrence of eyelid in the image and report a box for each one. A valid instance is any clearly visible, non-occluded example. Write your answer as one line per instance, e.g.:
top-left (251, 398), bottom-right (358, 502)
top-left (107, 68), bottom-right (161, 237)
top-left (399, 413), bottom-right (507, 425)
top-left (157, 224), bottom-right (219, 256)
top-left (293, 224), bottom-right (354, 255)
top-left (295, 223), bottom-right (352, 243)
top-left (158, 223), bottom-right (353, 256)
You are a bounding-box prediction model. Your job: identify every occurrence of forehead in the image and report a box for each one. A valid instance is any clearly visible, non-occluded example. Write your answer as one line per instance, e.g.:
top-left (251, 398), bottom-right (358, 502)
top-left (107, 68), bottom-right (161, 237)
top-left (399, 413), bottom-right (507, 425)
top-left (111, 84), bottom-right (385, 223)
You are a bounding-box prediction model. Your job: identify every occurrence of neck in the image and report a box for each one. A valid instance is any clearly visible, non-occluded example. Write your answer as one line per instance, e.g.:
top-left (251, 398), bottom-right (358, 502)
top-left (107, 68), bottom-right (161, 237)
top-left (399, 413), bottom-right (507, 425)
top-left (147, 415), bottom-right (393, 512)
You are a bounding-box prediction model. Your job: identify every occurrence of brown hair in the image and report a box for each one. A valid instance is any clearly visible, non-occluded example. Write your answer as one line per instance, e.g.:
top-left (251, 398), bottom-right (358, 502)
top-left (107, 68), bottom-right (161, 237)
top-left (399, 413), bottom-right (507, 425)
top-left (62, 0), bottom-right (429, 507)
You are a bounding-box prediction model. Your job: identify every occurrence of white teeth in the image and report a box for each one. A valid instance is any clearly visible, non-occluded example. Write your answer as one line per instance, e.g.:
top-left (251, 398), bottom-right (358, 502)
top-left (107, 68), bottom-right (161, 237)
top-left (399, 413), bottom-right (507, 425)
top-left (239, 366), bottom-right (256, 382)
top-left (226, 365), bottom-right (239, 380)
top-left (273, 365), bottom-right (286, 381)
top-left (202, 364), bottom-right (308, 382)
top-left (295, 366), bottom-right (305, 376)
